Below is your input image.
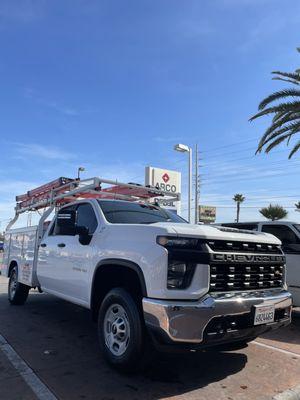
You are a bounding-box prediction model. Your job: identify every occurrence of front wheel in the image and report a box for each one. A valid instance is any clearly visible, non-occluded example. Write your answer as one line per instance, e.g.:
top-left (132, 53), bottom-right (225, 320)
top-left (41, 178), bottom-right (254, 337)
top-left (8, 266), bottom-right (30, 305)
top-left (97, 288), bottom-right (145, 372)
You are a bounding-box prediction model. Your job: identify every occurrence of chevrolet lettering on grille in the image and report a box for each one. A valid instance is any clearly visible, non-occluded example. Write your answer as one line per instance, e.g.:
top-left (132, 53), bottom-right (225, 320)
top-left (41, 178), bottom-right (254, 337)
top-left (211, 253), bottom-right (285, 264)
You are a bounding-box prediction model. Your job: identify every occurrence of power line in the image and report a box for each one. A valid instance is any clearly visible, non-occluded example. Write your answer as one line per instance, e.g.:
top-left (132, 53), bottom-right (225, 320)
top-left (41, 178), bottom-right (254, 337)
top-left (202, 148), bottom-right (297, 166)
top-left (201, 137), bottom-right (261, 153)
top-left (201, 170), bottom-right (300, 186)
top-left (203, 157), bottom-right (300, 172)
top-left (202, 163), bottom-right (300, 181)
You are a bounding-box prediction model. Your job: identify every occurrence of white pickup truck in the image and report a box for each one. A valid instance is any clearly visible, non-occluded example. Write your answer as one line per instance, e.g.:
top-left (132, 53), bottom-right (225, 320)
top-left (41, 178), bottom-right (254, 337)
top-left (2, 178), bottom-right (292, 371)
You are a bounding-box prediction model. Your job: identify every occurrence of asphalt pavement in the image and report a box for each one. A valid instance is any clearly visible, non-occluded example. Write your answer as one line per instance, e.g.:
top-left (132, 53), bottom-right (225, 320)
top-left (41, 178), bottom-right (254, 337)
top-left (0, 275), bottom-right (299, 400)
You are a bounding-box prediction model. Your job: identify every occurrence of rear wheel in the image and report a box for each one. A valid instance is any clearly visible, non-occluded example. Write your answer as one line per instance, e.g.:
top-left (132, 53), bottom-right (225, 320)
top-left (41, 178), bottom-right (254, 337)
top-left (97, 288), bottom-right (145, 372)
top-left (8, 266), bottom-right (30, 305)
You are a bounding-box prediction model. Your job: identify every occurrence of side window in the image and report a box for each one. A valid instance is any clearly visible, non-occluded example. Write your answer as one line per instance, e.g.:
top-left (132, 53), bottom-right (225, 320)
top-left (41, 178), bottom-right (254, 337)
top-left (76, 203), bottom-right (98, 234)
top-left (262, 225), bottom-right (300, 253)
top-left (50, 205), bottom-right (76, 236)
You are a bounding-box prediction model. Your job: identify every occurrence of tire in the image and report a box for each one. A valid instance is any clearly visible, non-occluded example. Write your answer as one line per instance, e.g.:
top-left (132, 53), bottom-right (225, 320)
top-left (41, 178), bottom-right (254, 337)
top-left (8, 266), bottom-right (30, 305)
top-left (98, 287), bottom-right (145, 372)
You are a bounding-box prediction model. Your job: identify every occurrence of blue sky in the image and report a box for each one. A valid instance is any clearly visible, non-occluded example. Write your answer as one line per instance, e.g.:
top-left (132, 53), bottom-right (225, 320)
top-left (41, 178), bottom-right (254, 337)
top-left (1, 0), bottom-right (300, 227)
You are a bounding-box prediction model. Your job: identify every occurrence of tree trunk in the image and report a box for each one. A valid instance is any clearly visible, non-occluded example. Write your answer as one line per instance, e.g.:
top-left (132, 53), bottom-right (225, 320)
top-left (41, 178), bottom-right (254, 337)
top-left (237, 202), bottom-right (240, 222)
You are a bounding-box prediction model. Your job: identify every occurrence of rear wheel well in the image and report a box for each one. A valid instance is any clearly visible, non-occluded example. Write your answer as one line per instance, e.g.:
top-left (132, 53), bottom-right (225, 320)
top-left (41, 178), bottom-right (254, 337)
top-left (8, 261), bottom-right (18, 277)
top-left (91, 264), bottom-right (145, 321)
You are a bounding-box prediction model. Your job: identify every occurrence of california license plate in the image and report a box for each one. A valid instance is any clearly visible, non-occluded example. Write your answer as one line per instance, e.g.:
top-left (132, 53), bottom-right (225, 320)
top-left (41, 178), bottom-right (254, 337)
top-left (254, 305), bottom-right (275, 325)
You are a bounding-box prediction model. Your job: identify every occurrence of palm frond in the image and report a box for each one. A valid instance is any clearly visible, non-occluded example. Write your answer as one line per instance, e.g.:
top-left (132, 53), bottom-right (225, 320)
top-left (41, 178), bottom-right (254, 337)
top-left (264, 133), bottom-right (293, 153)
top-left (290, 121), bottom-right (300, 134)
top-left (256, 123), bottom-right (299, 153)
top-left (273, 111), bottom-right (299, 123)
top-left (272, 77), bottom-right (300, 85)
top-left (272, 111), bottom-right (288, 123)
top-left (252, 48), bottom-right (300, 157)
top-left (250, 101), bottom-right (300, 121)
top-left (272, 71), bottom-right (300, 82)
top-left (287, 134), bottom-right (293, 145)
top-left (258, 89), bottom-right (300, 110)
top-left (257, 121), bottom-right (300, 152)
top-left (289, 140), bottom-right (300, 158)
top-left (260, 112), bottom-right (299, 141)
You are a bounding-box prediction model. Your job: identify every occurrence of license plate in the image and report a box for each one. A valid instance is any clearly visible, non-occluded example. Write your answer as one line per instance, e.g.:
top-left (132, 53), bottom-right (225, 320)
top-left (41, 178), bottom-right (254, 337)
top-left (254, 305), bottom-right (275, 325)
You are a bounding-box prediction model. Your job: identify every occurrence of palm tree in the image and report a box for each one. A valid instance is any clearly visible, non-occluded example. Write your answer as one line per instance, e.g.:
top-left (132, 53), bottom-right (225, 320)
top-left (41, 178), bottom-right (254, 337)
top-left (259, 204), bottom-right (288, 221)
top-left (295, 201), bottom-right (300, 211)
top-left (250, 48), bottom-right (300, 158)
top-left (233, 194), bottom-right (245, 222)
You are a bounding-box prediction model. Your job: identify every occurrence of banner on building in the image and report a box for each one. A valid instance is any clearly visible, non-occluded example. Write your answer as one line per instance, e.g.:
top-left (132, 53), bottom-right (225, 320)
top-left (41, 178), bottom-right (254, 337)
top-left (199, 205), bottom-right (216, 223)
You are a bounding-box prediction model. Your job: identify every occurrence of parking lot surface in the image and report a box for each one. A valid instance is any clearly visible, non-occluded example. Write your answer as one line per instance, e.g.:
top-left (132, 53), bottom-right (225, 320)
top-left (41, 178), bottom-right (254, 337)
top-left (0, 275), bottom-right (299, 400)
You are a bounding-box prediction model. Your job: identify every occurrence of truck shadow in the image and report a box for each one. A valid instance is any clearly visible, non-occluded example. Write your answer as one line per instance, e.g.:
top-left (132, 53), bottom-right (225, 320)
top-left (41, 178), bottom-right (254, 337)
top-left (0, 292), bottom-right (248, 400)
top-left (259, 308), bottom-right (300, 346)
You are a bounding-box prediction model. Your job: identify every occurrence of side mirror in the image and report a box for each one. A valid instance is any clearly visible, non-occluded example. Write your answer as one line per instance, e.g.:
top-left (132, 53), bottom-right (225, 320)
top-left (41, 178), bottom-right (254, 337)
top-left (76, 225), bottom-right (90, 245)
top-left (55, 210), bottom-right (76, 235)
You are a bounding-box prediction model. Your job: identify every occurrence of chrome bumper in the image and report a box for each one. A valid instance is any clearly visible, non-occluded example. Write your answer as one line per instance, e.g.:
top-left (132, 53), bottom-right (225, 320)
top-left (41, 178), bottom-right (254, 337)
top-left (143, 290), bottom-right (292, 344)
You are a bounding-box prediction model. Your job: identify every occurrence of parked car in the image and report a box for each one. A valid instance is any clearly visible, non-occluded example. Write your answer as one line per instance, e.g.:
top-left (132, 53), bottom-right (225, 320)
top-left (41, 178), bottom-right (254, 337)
top-left (218, 221), bottom-right (300, 307)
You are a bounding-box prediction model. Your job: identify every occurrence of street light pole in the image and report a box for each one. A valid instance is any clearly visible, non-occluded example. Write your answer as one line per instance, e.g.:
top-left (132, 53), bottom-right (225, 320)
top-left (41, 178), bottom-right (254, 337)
top-left (77, 166), bottom-right (85, 180)
top-left (188, 147), bottom-right (192, 223)
top-left (174, 143), bottom-right (192, 223)
top-left (194, 143), bottom-right (198, 224)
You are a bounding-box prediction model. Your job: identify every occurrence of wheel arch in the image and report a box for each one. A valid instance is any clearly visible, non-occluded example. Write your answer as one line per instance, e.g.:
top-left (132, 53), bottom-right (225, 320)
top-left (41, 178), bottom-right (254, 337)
top-left (90, 259), bottom-right (147, 320)
top-left (8, 260), bottom-right (18, 277)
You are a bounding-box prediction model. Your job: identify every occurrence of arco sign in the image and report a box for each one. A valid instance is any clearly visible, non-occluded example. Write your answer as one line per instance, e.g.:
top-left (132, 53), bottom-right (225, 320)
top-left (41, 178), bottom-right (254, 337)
top-left (145, 166), bottom-right (181, 213)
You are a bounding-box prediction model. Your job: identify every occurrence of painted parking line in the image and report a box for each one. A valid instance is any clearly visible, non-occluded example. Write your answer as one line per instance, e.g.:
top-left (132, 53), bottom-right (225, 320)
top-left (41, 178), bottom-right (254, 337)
top-left (0, 333), bottom-right (58, 400)
top-left (252, 340), bottom-right (300, 358)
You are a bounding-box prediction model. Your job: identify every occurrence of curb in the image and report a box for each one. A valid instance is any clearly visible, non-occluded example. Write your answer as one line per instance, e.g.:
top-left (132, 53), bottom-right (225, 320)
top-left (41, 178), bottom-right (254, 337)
top-left (273, 385), bottom-right (300, 400)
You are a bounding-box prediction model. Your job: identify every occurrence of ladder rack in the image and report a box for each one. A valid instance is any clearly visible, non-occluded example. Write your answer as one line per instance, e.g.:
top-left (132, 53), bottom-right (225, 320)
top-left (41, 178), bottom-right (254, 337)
top-left (15, 176), bottom-right (180, 215)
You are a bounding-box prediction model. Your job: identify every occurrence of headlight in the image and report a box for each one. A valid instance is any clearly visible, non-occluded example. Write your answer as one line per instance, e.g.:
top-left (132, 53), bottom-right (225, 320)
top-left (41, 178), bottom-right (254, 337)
top-left (157, 236), bottom-right (200, 289)
top-left (167, 260), bottom-right (196, 289)
top-left (157, 236), bottom-right (199, 248)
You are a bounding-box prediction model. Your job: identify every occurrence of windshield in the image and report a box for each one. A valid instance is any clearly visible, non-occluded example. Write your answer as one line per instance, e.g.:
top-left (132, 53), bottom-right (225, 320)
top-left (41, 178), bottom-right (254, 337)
top-left (98, 200), bottom-right (187, 224)
top-left (294, 224), bottom-right (300, 234)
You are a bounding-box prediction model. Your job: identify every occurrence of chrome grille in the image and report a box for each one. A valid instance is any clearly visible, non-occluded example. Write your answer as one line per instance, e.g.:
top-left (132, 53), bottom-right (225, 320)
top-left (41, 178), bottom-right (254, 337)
top-left (206, 240), bottom-right (281, 254)
top-left (207, 240), bottom-right (284, 292)
top-left (210, 263), bottom-right (284, 292)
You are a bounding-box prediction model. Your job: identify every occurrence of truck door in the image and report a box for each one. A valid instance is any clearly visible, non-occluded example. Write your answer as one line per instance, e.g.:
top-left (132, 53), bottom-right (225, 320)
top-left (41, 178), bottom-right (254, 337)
top-left (261, 224), bottom-right (300, 305)
top-left (38, 203), bottom-right (98, 306)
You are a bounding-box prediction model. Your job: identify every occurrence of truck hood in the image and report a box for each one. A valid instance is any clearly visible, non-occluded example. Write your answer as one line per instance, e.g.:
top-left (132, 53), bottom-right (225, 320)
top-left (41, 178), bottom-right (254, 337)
top-left (150, 222), bottom-right (281, 245)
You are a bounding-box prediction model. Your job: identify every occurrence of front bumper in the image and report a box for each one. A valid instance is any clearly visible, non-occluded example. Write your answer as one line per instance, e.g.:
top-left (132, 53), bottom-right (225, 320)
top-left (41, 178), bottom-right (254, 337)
top-left (143, 289), bottom-right (292, 347)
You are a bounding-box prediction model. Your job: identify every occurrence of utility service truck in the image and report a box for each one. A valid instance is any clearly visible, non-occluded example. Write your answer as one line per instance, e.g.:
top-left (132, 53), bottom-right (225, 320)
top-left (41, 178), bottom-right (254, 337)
top-left (2, 177), bottom-right (292, 371)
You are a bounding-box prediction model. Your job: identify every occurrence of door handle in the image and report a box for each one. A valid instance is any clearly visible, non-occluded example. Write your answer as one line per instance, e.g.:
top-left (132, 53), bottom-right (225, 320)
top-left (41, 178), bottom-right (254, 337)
top-left (57, 243), bottom-right (66, 248)
top-left (40, 243), bottom-right (47, 248)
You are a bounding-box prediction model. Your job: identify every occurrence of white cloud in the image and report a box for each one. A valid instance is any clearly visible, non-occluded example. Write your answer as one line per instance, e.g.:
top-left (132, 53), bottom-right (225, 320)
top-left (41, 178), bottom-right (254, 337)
top-left (0, 180), bottom-right (38, 195)
top-left (14, 143), bottom-right (75, 161)
top-left (24, 87), bottom-right (79, 116)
